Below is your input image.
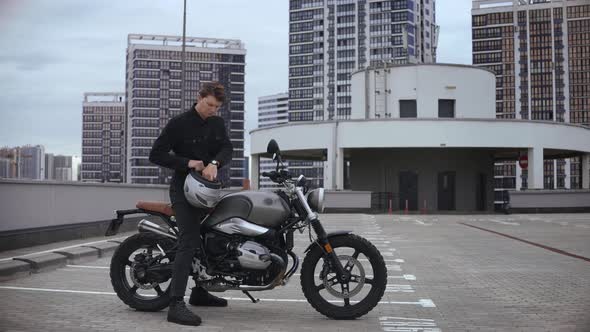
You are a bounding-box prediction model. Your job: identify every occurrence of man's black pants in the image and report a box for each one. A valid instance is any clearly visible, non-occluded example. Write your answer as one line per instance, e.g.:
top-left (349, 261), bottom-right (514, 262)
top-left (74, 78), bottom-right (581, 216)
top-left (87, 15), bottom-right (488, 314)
top-left (169, 178), bottom-right (208, 299)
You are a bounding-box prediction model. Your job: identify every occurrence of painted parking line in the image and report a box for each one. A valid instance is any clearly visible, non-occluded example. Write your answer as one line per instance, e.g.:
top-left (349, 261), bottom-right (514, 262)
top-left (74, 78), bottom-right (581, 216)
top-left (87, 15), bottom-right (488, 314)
top-left (358, 258), bottom-right (404, 263)
top-left (460, 222), bottom-right (590, 263)
top-left (386, 284), bottom-right (414, 293)
top-left (0, 286), bottom-right (434, 307)
top-left (379, 316), bottom-right (441, 332)
top-left (375, 244), bottom-right (393, 249)
top-left (66, 265), bottom-right (109, 269)
top-left (389, 274), bottom-right (416, 281)
top-left (387, 264), bottom-right (402, 271)
top-left (65, 265), bottom-right (416, 281)
top-left (487, 219), bottom-right (520, 226)
top-left (64, 265), bottom-right (416, 283)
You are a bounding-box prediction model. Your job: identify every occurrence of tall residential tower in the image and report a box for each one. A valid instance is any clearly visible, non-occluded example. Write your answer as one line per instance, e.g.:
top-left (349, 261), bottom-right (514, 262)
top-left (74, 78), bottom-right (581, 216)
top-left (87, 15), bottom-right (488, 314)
top-left (258, 93), bottom-right (289, 188)
top-left (81, 93), bottom-right (126, 183)
top-left (472, 0), bottom-right (590, 208)
top-left (125, 34), bottom-right (246, 187)
top-left (288, 0), bottom-right (438, 122)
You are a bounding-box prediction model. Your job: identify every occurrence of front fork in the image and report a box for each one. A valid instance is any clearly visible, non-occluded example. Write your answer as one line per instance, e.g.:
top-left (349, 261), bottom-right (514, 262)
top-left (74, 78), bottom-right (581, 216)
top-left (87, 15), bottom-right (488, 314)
top-left (295, 187), bottom-right (348, 280)
top-left (309, 218), bottom-right (348, 279)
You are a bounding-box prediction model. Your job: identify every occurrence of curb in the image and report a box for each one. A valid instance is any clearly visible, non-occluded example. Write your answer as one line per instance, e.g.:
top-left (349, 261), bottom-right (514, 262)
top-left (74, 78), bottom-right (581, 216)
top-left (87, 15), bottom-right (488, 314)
top-left (81, 241), bottom-right (120, 258)
top-left (13, 253), bottom-right (68, 273)
top-left (54, 247), bottom-right (100, 264)
top-left (0, 260), bottom-right (31, 282)
top-left (0, 240), bottom-right (122, 282)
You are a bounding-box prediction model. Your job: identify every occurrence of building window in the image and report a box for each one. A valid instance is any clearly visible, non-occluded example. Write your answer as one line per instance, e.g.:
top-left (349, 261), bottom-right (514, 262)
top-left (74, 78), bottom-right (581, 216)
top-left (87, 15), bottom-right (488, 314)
top-left (399, 100), bottom-right (417, 118)
top-left (438, 99), bottom-right (455, 118)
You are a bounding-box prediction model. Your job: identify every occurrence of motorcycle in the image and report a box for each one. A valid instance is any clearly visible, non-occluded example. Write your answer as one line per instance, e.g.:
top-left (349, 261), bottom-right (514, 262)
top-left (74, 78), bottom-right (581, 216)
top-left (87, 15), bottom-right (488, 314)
top-left (105, 139), bottom-right (387, 319)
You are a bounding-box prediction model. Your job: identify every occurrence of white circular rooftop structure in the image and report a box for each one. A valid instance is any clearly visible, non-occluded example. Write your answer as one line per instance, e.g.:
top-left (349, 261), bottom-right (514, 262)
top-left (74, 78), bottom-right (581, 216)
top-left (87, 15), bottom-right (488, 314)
top-left (350, 63), bottom-right (497, 120)
top-left (250, 64), bottom-right (590, 212)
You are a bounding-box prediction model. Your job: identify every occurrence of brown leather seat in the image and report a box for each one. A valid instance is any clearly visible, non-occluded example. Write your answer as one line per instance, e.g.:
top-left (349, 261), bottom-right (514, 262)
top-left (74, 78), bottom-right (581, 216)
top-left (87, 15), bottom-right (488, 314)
top-left (136, 201), bottom-right (175, 217)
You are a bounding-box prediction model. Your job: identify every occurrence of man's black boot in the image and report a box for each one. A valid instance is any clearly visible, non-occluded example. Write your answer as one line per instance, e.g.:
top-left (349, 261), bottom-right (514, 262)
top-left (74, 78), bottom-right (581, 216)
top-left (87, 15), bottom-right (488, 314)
top-left (189, 286), bottom-right (228, 307)
top-left (167, 297), bottom-right (202, 326)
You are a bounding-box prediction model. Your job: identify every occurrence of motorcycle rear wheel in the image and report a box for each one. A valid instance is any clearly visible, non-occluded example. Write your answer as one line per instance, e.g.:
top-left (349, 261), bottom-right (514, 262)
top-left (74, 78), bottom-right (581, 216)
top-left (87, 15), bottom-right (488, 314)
top-left (110, 233), bottom-right (174, 311)
top-left (300, 234), bottom-right (387, 319)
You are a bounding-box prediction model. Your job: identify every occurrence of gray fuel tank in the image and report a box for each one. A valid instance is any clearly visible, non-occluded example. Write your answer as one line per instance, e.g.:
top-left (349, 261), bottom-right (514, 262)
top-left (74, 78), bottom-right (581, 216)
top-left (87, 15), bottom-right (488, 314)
top-left (202, 191), bottom-right (290, 230)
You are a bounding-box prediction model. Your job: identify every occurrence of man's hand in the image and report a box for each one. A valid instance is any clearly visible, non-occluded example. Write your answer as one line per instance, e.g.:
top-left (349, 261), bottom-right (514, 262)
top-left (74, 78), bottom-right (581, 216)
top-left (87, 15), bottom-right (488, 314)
top-left (202, 164), bottom-right (218, 181)
top-left (188, 160), bottom-right (204, 171)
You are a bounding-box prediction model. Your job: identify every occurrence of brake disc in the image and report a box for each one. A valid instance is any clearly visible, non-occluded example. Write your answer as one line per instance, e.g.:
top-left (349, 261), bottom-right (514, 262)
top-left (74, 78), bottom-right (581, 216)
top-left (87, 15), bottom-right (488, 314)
top-left (129, 252), bottom-right (159, 290)
top-left (129, 261), bottom-right (159, 290)
top-left (322, 255), bottom-right (365, 299)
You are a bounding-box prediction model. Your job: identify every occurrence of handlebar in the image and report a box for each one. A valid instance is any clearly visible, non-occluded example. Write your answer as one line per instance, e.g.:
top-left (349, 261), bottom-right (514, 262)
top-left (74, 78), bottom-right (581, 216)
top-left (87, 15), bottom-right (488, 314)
top-left (262, 170), bottom-right (293, 184)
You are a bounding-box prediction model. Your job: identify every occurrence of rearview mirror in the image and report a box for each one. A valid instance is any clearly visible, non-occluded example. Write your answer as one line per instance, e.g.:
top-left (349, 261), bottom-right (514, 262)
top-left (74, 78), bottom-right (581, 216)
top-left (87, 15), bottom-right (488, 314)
top-left (267, 139), bottom-right (280, 155)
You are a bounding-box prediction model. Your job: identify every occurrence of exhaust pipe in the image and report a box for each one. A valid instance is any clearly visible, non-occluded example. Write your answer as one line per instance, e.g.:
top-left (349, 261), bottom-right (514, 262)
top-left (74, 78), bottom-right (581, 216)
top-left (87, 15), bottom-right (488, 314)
top-left (138, 219), bottom-right (177, 240)
top-left (238, 253), bottom-right (286, 291)
top-left (283, 250), bottom-right (299, 284)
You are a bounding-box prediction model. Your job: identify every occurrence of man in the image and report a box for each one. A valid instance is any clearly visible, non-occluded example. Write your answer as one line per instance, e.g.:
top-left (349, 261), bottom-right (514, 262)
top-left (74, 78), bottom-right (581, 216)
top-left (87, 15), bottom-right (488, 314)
top-left (149, 82), bottom-right (233, 326)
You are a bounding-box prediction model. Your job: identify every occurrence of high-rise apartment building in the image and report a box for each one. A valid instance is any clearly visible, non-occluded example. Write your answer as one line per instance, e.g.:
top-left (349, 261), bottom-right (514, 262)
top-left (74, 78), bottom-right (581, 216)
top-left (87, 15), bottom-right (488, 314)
top-left (45, 153), bottom-right (54, 180)
top-left (258, 93), bottom-right (291, 188)
top-left (55, 167), bottom-right (73, 182)
top-left (81, 93), bottom-right (126, 183)
top-left (472, 0), bottom-right (590, 208)
top-left (126, 34), bottom-right (246, 187)
top-left (258, 93), bottom-right (289, 128)
top-left (54, 155), bottom-right (73, 181)
top-left (0, 158), bottom-right (11, 178)
top-left (18, 145), bottom-right (45, 180)
top-left (257, 92), bottom-right (325, 188)
top-left (0, 147), bottom-right (19, 179)
top-left (288, 0), bottom-right (438, 122)
top-left (45, 153), bottom-right (74, 181)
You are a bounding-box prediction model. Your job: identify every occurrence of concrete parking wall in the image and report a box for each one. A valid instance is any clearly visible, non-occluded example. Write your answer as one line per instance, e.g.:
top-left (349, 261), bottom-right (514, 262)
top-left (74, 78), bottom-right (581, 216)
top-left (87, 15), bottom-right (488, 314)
top-left (0, 180), bottom-right (373, 233)
top-left (509, 189), bottom-right (590, 212)
top-left (349, 148), bottom-right (495, 212)
top-left (0, 180), bottom-right (170, 232)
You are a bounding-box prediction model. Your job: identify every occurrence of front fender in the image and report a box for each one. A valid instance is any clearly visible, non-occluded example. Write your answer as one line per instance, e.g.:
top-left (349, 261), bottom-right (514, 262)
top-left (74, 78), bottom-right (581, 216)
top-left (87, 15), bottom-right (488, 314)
top-left (303, 230), bottom-right (352, 253)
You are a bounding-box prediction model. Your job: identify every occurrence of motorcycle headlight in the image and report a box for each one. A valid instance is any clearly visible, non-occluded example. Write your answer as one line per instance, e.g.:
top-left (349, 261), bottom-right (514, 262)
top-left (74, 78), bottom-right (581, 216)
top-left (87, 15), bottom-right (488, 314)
top-left (306, 188), bottom-right (325, 213)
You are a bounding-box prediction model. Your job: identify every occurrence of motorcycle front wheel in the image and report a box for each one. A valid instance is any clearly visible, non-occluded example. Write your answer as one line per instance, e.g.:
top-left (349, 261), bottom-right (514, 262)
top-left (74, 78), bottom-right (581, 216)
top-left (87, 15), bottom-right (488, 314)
top-left (110, 233), bottom-right (175, 311)
top-left (300, 234), bottom-right (387, 319)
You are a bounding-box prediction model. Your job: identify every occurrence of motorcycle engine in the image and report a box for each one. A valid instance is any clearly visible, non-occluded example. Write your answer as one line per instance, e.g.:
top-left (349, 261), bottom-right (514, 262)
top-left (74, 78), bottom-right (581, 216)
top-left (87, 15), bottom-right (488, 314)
top-left (205, 233), bottom-right (272, 271)
top-left (237, 241), bottom-right (272, 270)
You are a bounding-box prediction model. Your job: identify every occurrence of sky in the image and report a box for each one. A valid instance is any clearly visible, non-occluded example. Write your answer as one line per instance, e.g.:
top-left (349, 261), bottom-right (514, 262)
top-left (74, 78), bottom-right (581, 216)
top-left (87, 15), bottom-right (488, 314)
top-left (0, 0), bottom-right (473, 157)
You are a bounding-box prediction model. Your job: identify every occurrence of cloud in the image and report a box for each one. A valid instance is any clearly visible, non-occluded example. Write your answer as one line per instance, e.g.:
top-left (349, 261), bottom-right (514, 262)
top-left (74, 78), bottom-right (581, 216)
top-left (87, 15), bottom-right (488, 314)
top-left (0, 53), bottom-right (65, 71)
top-left (0, 0), bottom-right (472, 156)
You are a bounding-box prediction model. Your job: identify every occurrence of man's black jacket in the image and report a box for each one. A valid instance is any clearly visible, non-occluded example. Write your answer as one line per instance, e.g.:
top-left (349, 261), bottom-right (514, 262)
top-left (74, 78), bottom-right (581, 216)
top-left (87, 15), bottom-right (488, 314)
top-left (149, 108), bottom-right (233, 178)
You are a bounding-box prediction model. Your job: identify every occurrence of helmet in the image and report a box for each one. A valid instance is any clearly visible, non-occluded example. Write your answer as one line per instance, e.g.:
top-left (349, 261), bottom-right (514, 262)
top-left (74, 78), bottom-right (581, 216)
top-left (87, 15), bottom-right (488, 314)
top-left (184, 170), bottom-right (222, 209)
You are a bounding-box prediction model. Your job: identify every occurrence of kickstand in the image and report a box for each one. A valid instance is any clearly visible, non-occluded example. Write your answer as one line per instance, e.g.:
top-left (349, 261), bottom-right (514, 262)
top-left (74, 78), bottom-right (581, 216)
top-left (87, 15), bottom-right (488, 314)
top-left (242, 290), bottom-right (260, 303)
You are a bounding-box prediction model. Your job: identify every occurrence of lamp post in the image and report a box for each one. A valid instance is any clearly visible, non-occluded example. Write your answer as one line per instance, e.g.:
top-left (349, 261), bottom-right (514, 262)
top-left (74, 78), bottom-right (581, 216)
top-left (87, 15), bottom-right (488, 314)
top-left (180, 0), bottom-right (187, 110)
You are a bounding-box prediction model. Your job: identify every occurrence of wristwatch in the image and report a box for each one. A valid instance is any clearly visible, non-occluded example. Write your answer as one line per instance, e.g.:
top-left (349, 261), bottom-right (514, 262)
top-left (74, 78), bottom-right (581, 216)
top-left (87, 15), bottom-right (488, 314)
top-left (210, 160), bottom-right (219, 167)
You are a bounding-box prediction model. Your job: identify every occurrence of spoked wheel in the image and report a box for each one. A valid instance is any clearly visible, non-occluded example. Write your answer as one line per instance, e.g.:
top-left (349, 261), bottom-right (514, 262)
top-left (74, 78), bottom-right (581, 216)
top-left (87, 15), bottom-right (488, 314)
top-left (301, 234), bottom-right (387, 319)
top-left (110, 233), bottom-right (175, 311)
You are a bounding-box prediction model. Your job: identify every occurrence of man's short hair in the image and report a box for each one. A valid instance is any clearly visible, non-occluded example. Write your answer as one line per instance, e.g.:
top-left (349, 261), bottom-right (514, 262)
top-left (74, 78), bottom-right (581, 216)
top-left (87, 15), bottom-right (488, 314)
top-left (199, 82), bottom-right (225, 103)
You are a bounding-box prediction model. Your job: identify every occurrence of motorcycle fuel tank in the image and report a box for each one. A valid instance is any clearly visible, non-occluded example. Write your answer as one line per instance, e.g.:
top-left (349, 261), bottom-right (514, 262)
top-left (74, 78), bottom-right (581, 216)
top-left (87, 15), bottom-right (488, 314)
top-left (202, 191), bottom-right (290, 230)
